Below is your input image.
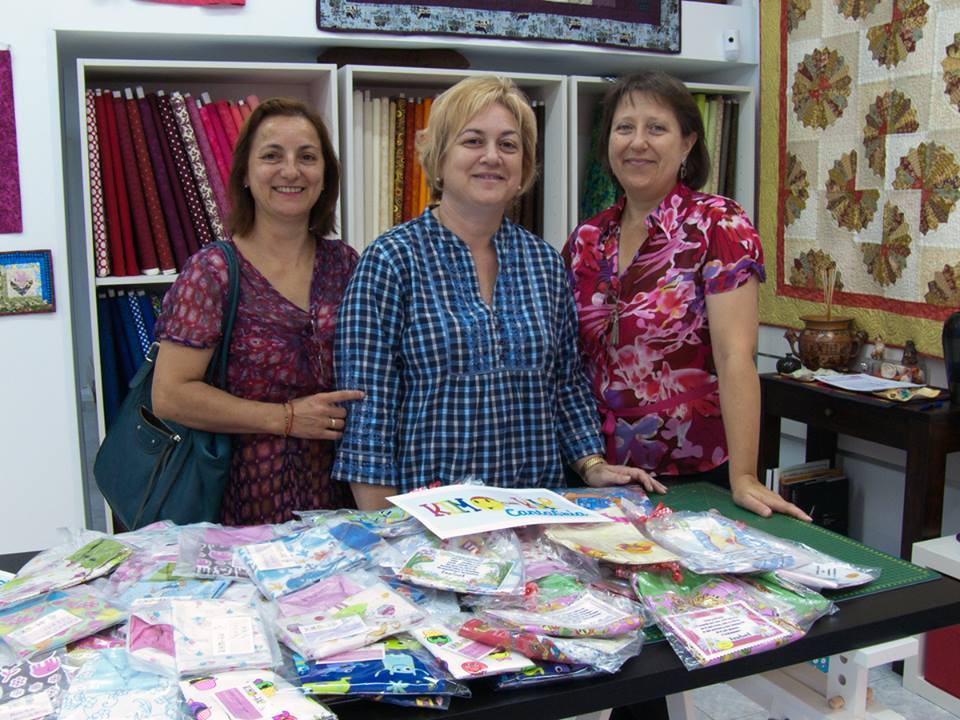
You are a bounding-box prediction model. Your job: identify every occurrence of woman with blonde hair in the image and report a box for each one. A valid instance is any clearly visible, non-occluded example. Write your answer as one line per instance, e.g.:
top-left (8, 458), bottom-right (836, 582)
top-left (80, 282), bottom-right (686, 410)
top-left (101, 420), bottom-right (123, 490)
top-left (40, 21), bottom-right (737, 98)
top-left (332, 75), bottom-right (664, 510)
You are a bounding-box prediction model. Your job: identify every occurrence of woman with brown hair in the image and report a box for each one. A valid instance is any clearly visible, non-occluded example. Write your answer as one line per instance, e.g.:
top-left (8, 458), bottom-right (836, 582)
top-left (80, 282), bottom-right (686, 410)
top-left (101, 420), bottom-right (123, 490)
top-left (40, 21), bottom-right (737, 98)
top-left (564, 71), bottom-right (808, 522)
top-left (152, 97), bottom-right (363, 524)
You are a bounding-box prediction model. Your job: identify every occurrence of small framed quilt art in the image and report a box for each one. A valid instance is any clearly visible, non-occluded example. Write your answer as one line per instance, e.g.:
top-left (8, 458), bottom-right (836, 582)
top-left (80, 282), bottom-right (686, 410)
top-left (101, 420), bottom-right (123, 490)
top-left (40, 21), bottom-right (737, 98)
top-left (0, 250), bottom-right (55, 316)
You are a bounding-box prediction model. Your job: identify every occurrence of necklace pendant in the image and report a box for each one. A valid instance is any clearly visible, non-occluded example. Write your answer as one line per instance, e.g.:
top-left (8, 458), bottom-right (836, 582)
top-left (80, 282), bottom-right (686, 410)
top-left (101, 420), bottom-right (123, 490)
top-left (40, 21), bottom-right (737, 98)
top-left (609, 305), bottom-right (619, 345)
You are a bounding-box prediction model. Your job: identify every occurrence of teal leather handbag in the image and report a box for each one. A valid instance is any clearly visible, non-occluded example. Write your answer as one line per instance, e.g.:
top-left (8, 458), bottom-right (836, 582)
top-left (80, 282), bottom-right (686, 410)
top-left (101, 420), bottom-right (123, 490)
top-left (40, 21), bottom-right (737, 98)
top-left (94, 241), bottom-right (239, 530)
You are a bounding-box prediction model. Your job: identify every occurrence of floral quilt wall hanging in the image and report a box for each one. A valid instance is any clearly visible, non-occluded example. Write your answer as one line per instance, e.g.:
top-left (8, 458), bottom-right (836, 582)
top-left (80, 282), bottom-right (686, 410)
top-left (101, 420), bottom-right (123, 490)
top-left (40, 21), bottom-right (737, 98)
top-left (316, 1), bottom-right (680, 53)
top-left (758, 0), bottom-right (960, 356)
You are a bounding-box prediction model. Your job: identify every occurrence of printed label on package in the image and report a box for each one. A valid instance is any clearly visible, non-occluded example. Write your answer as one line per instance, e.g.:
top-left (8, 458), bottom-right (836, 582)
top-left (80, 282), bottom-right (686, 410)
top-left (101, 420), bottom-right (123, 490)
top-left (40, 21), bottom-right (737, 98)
top-left (241, 542), bottom-right (299, 571)
top-left (299, 615), bottom-right (369, 644)
top-left (0, 690), bottom-right (55, 720)
top-left (7, 610), bottom-right (83, 647)
top-left (660, 600), bottom-right (792, 664)
top-left (535, 595), bottom-right (631, 629)
top-left (210, 616), bottom-right (255, 657)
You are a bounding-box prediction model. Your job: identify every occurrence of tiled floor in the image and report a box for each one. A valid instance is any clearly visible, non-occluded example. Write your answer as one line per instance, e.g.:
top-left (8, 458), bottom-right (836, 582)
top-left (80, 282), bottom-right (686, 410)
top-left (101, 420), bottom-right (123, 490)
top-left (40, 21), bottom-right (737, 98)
top-left (687, 665), bottom-right (960, 720)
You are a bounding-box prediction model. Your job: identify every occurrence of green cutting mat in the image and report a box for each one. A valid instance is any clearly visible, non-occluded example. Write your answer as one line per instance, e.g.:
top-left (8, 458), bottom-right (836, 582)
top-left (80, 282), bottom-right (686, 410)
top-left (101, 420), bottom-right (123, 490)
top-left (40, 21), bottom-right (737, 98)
top-left (639, 481), bottom-right (939, 643)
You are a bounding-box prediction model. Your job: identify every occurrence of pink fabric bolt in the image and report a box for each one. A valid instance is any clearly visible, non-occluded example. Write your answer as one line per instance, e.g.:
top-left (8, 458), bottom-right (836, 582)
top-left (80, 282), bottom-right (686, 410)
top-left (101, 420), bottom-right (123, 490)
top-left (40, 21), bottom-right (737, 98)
top-left (0, 48), bottom-right (23, 233)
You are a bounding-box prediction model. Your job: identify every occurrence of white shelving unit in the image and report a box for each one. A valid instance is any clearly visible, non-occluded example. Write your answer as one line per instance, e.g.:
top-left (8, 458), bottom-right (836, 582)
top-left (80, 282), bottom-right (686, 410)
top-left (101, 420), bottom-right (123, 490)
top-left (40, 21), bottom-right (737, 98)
top-left (60, 4), bottom-right (759, 533)
top-left (903, 535), bottom-right (960, 716)
top-left (567, 75), bottom-right (756, 232)
top-left (338, 65), bottom-right (567, 251)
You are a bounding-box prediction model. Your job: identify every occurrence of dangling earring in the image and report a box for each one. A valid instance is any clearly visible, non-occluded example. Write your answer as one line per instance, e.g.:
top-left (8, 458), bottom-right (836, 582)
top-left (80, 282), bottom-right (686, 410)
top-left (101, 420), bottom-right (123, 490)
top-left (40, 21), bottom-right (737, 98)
top-left (679, 158), bottom-right (687, 182)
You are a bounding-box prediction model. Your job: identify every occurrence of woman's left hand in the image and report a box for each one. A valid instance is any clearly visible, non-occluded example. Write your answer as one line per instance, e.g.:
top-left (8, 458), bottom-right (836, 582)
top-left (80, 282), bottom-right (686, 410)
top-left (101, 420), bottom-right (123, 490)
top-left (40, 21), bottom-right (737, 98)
top-left (583, 462), bottom-right (668, 494)
top-left (730, 474), bottom-right (812, 522)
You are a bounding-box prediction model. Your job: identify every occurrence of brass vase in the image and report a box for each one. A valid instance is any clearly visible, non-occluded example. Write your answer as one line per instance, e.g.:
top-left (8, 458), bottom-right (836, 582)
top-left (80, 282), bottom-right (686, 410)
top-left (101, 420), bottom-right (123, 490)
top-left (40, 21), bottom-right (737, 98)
top-left (784, 316), bottom-right (866, 371)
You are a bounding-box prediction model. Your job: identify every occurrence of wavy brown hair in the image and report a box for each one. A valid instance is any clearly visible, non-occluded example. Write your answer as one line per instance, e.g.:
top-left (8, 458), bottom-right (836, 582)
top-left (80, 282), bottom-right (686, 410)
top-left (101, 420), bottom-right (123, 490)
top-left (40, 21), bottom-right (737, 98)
top-left (598, 71), bottom-right (709, 193)
top-left (227, 97), bottom-right (340, 237)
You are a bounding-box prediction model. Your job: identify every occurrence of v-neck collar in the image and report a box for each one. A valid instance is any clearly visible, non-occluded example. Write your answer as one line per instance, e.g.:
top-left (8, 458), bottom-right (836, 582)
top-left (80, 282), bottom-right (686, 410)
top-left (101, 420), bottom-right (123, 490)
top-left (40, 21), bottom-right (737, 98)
top-left (229, 238), bottom-right (318, 316)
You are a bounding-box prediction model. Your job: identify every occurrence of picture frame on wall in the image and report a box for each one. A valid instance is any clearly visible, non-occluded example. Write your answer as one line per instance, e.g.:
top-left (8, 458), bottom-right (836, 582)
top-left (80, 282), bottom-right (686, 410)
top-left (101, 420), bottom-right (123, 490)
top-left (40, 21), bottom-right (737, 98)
top-left (0, 250), bottom-right (56, 316)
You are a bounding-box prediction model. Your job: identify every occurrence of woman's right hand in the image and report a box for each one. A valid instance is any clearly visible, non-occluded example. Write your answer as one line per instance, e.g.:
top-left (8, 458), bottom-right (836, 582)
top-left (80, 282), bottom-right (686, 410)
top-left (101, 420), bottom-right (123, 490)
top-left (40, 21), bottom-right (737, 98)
top-left (288, 389), bottom-right (365, 439)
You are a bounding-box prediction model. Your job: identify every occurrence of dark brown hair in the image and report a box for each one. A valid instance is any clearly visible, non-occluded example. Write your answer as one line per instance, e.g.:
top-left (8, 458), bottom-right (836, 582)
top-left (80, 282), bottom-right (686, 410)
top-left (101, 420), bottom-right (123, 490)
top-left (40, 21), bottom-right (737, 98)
top-left (227, 97), bottom-right (340, 237)
top-left (598, 71), bottom-right (709, 192)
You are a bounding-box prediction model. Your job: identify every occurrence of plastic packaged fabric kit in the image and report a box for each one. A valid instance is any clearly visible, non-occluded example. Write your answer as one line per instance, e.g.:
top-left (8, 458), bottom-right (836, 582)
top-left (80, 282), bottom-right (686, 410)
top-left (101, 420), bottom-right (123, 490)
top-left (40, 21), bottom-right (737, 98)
top-left (105, 549), bottom-right (181, 597)
top-left (456, 618), bottom-right (575, 663)
top-left (57, 648), bottom-right (183, 720)
top-left (275, 572), bottom-right (367, 618)
top-left (632, 570), bottom-right (832, 669)
top-left (237, 526), bottom-right (366, 600)
top-left (0, 534), bottom-right (132, 613)
top-left (642, 511), bottom-right (812, 574)
top-left (545, 487), bottom-right (674, 565)
top-left (333, 507), bottom-right (423, 538)
top-left (115, 576), bottom-right (230, 609)
top-left (395, 530), bottom-right (524, 596)
top-left (294, 636), bottom-right (465, 698)
top-left (0, 650), bottom-right (69, 720)
top-left (181, 669), bottom-right (335, 719)
top-left (126, 598), bottom-right (280, 677)
top-left (275, 580), bottom-right (424, 660)
top-left (176, 523), bottom-right (279, 579)
top-left (557, 486), bottom-right (659, 517)
top-left (773, 543), bottom-right (880, 590)
top-left (474, 572), bottom-right (643, 639)
top-left (410, 620), bottom-right (535, 679)
top-left (0, 587), bottom-right (125, 660)
top-left (374, 693), bottom-right (452, 709)
top-left (458, 618), bottom-right (641, 674)
top-left (493, 660), bottom-right (606, 690)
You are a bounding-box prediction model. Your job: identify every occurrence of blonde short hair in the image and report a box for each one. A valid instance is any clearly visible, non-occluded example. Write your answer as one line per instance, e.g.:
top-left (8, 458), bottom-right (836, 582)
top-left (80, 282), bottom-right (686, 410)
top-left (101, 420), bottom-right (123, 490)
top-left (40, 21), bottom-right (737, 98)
top-left (416, 76), bottom-right (538, 204)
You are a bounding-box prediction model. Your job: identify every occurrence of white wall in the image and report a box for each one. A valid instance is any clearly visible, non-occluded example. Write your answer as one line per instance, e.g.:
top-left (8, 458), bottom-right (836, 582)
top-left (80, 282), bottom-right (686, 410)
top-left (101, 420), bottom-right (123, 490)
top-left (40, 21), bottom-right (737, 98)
top-left (0, 0), bottom-right (761, 552)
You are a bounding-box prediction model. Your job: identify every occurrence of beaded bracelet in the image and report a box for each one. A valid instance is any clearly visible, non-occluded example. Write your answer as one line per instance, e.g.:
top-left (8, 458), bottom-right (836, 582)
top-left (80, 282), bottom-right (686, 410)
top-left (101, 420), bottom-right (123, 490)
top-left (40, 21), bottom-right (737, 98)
top-left (282, 401), bottom-right (295, 437)
top-left (578, 455), bottom-right (606, 477)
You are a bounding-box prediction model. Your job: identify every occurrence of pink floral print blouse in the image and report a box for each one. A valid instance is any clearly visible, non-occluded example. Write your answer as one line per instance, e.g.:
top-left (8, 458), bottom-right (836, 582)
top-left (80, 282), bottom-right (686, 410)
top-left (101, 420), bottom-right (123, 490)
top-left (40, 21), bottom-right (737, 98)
top-left (562, 183), bottom-right (765, 476)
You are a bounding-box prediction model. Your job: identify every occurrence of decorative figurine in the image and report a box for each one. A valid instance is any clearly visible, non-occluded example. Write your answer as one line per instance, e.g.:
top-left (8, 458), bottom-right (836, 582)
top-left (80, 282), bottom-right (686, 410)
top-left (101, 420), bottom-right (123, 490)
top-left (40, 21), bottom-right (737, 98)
top-left (901, 340), bottom-right (919, 366)
top-left (776, 353), bottom-right (802, 375)
top-left (870, 336), bottom-right (885, 361)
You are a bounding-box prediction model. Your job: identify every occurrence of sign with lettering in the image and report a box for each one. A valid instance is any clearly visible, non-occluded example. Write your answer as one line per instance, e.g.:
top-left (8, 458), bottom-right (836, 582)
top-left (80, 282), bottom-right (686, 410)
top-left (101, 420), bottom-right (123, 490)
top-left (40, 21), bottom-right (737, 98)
top-left (387, 485), bottom-right (612, 539)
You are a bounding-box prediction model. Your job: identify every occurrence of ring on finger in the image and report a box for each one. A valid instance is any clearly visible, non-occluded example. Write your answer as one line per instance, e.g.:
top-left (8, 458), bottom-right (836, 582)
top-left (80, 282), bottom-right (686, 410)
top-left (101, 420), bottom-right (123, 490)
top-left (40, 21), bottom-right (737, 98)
top-left (329, 417), bottom-right (336, 429)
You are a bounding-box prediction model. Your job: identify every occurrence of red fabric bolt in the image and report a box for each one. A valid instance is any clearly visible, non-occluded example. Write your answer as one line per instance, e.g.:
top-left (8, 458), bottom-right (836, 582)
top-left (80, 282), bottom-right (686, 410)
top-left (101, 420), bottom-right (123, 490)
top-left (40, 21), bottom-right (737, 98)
top-left (147, 92), bottom-right (201, 256)
top-left (125, 91), bottom-right (176, 273)
top-left (177, 93), bottom-right (230, 240)
top-left (112, 91), bottom-right (159, 274)
top-left (137, 91), bottom-right (189, 270)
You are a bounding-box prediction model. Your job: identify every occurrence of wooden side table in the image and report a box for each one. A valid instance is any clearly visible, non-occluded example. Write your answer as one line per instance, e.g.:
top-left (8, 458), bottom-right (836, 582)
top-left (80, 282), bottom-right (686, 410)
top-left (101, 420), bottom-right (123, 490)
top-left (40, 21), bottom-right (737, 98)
top-left (759, 373), bottom-right (960, 559)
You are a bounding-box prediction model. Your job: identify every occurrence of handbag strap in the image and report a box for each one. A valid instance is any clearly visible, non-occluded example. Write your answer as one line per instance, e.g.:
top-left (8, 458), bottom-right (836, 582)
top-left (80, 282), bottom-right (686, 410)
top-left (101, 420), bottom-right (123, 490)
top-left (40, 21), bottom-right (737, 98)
top-left (204, 240), bottom-right (240, 390)
top-left (132, 243), bottom-right (239, 528)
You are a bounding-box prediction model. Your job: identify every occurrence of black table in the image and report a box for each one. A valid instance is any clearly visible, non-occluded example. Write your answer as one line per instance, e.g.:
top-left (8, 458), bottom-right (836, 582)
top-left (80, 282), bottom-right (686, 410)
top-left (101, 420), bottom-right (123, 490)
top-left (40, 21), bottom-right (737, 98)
top-left (321, 575), bottom-right (960, 720)
top-left (6, 539), bottom-right (960, 720)
top-left (759, 373), bottom-right (960, 559)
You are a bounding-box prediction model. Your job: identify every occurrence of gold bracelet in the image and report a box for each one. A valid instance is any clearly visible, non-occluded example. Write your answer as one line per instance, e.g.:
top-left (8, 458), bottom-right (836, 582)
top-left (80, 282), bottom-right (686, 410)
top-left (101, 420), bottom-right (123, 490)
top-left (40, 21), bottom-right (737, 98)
top-left (282, 401), bottom-right (295, 437)
top-left (578, 455), bottom-right (606, 477)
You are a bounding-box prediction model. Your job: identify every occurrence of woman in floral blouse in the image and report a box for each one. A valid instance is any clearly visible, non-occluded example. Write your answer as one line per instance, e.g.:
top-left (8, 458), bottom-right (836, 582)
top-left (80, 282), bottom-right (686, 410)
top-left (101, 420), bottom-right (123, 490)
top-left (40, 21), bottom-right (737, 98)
top-left (563, 71), bottom-right (808, 521)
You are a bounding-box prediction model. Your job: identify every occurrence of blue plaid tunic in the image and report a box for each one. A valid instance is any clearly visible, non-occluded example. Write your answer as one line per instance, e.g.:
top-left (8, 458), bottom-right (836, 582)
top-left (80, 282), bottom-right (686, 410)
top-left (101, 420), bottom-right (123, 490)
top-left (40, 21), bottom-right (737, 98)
top-left (332, 209), bottom-right (604, 493)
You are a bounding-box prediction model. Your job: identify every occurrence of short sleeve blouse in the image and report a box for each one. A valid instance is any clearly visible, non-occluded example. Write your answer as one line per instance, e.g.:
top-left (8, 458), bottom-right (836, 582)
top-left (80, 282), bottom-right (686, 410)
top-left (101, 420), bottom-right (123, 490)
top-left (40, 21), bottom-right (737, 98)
top-left (562, 183), bottom-right (765, 476)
